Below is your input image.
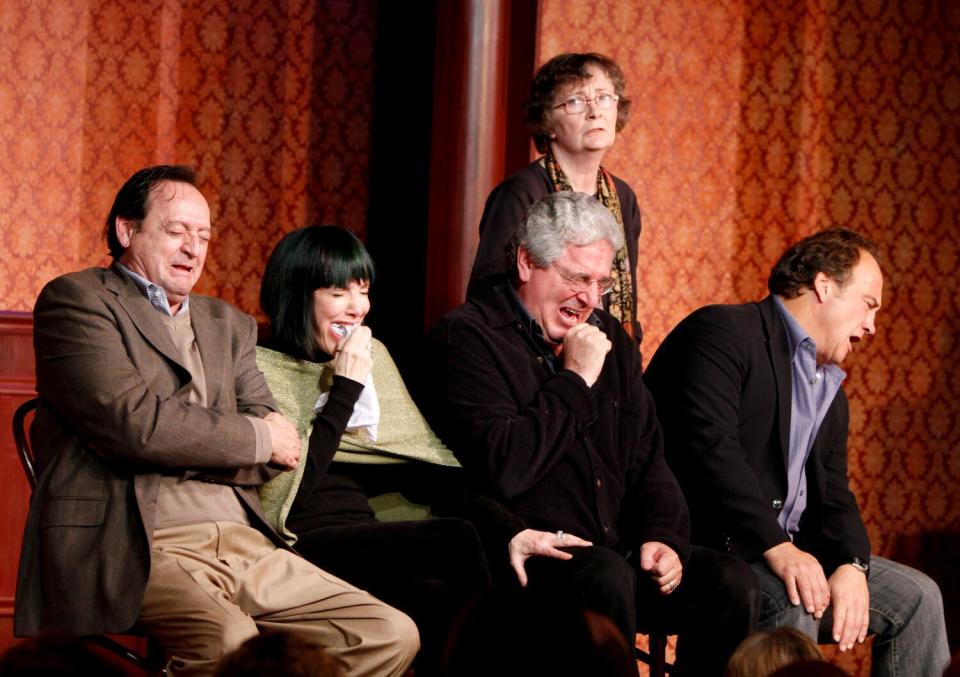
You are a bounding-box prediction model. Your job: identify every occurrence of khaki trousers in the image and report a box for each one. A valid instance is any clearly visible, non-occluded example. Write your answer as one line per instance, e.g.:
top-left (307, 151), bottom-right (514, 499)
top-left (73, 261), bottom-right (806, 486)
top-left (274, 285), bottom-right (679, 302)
top-left (137, 522), bottom-right (419, 677)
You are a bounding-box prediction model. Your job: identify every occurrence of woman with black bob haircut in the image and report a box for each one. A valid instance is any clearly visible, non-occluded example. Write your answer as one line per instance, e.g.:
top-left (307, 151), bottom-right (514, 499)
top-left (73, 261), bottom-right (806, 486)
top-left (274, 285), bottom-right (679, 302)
top-left (257, 225), bottom-right (489, 677)
top-left (261, 224), bottom-right (376, 362)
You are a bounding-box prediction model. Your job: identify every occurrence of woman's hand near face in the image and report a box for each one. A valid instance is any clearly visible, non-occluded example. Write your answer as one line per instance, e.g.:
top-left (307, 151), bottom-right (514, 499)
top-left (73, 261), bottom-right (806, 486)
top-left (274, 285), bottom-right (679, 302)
top-left (333, 325), bottom-right (373, 384)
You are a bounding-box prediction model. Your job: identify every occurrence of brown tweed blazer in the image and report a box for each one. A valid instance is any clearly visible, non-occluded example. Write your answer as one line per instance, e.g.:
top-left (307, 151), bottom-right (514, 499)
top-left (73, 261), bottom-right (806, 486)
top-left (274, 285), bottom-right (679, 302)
top-left (15, 265), bottom-right (284, 636)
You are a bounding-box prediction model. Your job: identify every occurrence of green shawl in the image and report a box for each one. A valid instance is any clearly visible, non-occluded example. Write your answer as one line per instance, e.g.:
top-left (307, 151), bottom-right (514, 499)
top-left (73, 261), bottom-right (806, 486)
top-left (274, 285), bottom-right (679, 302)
top-left (256, 341), bottom-right (459, 543)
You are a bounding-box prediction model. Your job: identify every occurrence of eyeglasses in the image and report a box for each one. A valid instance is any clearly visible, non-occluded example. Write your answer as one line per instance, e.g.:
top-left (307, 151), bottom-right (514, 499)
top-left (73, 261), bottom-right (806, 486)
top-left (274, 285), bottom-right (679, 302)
top-left (553, 262), bottom-right (615, 296)
top-left (552, 93), bottom-right (619, 115)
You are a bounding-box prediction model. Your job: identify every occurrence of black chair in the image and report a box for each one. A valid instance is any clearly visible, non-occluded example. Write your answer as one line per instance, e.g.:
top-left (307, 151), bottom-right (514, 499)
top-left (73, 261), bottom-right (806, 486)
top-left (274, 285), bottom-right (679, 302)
top-left (13, 397), bottom-right (167, 674)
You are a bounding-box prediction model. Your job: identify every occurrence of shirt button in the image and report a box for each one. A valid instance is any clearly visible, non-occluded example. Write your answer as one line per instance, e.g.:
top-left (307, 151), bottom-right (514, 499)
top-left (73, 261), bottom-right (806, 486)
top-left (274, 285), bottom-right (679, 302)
top-left (596, 478), bottom-right (603, 489)
top-left (772, 499), bottom-right (784, 510)
top-left (536, 356), bottom-right (544, 364)
top-left (602, 524), bottom-right (610, 533)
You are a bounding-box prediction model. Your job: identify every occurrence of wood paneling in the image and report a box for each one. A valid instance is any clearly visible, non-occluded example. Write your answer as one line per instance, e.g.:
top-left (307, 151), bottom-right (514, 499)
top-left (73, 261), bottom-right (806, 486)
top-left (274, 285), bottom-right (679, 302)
top-left (0, 312), bottom-right (36, 653)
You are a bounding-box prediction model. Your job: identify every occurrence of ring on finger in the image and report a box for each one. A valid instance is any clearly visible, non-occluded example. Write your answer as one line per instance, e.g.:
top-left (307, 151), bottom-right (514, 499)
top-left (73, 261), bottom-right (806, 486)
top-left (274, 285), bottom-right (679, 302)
top-left (556, 530), bottom-right (565, 540)
top-left (667, 580), bottom-right (676, 592)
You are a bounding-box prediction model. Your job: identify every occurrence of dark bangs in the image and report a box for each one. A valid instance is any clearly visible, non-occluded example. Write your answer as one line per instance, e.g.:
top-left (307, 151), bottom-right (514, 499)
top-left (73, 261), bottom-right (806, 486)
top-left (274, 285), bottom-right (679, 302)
top-left (261, 225), bottom-right (375, 361)
top-left (309, 228), bottom-right (376, 289)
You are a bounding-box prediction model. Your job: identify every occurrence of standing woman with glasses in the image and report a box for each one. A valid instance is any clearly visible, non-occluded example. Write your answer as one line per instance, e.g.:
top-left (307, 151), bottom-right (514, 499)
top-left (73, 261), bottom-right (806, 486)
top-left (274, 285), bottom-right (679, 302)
top-left (469, 52), bottom-right (642, 344)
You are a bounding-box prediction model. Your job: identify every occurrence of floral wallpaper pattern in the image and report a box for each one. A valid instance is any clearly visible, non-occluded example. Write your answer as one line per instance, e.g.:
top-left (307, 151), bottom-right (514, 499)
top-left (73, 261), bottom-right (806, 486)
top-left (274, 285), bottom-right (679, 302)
top-left (0, 0), bottom-right (376, 315)
top-left (1, 1), bottom-right (957, 672)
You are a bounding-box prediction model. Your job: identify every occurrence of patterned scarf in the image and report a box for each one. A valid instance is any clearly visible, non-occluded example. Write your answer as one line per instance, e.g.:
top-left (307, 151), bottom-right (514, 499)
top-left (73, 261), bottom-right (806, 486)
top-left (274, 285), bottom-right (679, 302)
top-left (544, 153), bottom-right (635, 338)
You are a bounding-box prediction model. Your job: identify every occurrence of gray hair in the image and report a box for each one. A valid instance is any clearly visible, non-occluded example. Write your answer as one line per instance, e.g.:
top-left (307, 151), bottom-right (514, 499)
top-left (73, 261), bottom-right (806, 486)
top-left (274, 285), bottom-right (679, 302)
top-left (515, 191), bottom-right (624, 268)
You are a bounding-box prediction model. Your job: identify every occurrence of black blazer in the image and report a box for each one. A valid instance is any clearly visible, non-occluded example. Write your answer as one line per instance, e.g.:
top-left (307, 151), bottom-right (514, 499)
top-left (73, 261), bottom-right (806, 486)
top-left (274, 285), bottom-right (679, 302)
top-left (645, 296), bottom-right (870, 574)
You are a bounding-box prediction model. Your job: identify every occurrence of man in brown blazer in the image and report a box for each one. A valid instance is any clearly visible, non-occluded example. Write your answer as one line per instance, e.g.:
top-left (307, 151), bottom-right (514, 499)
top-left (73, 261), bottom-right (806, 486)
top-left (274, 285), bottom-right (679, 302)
top-left (14, 165), bottom-right (418, 676)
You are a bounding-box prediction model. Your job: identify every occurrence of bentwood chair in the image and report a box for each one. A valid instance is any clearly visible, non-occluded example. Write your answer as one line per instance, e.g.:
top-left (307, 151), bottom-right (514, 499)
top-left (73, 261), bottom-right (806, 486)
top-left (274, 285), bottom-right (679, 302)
top-left (13, 397), bottom-right (168, 674)
top-left (636, 626), bottom-right (672, 676)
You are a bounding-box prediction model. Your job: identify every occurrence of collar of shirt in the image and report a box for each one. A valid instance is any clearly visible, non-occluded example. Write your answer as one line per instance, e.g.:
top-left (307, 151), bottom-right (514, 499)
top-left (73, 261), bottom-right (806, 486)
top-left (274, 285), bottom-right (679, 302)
top-left (116, 262), bottom-right (190, 317)
top-left (506, 283), bottom-right (560, 372)
top-left (773, 295), bottom-right (845, 386)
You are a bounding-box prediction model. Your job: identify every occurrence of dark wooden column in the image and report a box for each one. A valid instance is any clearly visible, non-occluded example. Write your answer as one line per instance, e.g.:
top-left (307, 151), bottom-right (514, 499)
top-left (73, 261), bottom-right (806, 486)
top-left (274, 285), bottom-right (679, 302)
top-left (423, 0), bottom-right (538, 330)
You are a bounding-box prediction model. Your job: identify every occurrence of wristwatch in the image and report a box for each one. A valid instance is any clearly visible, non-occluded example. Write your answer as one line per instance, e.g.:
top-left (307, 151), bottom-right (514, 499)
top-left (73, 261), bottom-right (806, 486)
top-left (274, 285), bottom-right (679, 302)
top-left (848, 556), bottom-right (870, 576)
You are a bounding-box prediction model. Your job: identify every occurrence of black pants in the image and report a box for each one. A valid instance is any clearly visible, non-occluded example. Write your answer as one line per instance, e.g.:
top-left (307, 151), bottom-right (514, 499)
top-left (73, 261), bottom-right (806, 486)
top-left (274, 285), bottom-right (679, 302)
top-left (292, 517), bottom-right (491, 677)
top-left (524, 544), bottom-right (759, 677)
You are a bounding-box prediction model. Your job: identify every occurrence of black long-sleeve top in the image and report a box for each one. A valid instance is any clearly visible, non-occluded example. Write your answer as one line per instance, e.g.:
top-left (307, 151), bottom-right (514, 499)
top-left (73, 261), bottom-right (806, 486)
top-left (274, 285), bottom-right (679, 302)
top-left (264, 344), bottom-right (468, 533)
top-left (285, 373), bottom-right (377, 529)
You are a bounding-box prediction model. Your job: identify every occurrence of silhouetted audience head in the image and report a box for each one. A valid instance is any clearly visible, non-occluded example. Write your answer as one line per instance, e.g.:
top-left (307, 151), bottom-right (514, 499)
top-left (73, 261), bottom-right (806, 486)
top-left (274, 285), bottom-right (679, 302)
top-left (0, 634), bottom-right (124, 676)
top-left (725, 628), bottom-right (823, 677)
top-left (442, 587), bottom-right (636, 677)
top-left (213, 632), bottom-right (346, 677)
top-left (769, 659), bottom-right (852, 676)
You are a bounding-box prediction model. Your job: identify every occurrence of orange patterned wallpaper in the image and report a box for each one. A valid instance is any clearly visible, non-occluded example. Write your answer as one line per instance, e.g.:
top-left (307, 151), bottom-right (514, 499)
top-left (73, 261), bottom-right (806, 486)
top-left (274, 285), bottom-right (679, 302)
top-left (540, 0), bottom-right (959, 673)
top-left (0, 0), bottom-right (376, 315)
top-left (2, 0), bottom-right (957, 670)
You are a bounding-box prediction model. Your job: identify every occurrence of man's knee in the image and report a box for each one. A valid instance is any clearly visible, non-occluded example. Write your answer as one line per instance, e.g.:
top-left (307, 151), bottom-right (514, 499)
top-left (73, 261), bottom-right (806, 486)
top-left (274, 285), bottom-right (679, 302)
top-left (872, 557), bottom-right (945, 620)
top-left (217, 617), bottom-right (261, 657)
top-left (576, 549), bottom-right (638, 621)
top-left (752, 569), bottom-right (818, 637)
top-left (906, 566), bottom-right (944, 613)
top-left (758, 599), bottom-right (820, 640)
top-left (750, 561), bottom-right (817, 637)
top-left (590, 551), bottom-right (636, 593)
top-left (386, 606), bottom-right (421, 668)
top-left (529, 546), bottom-right (635, 598)
top-left (319, 602), bottom-right (420, 677)
top-left (528, 547), bottom-right (636, 643)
